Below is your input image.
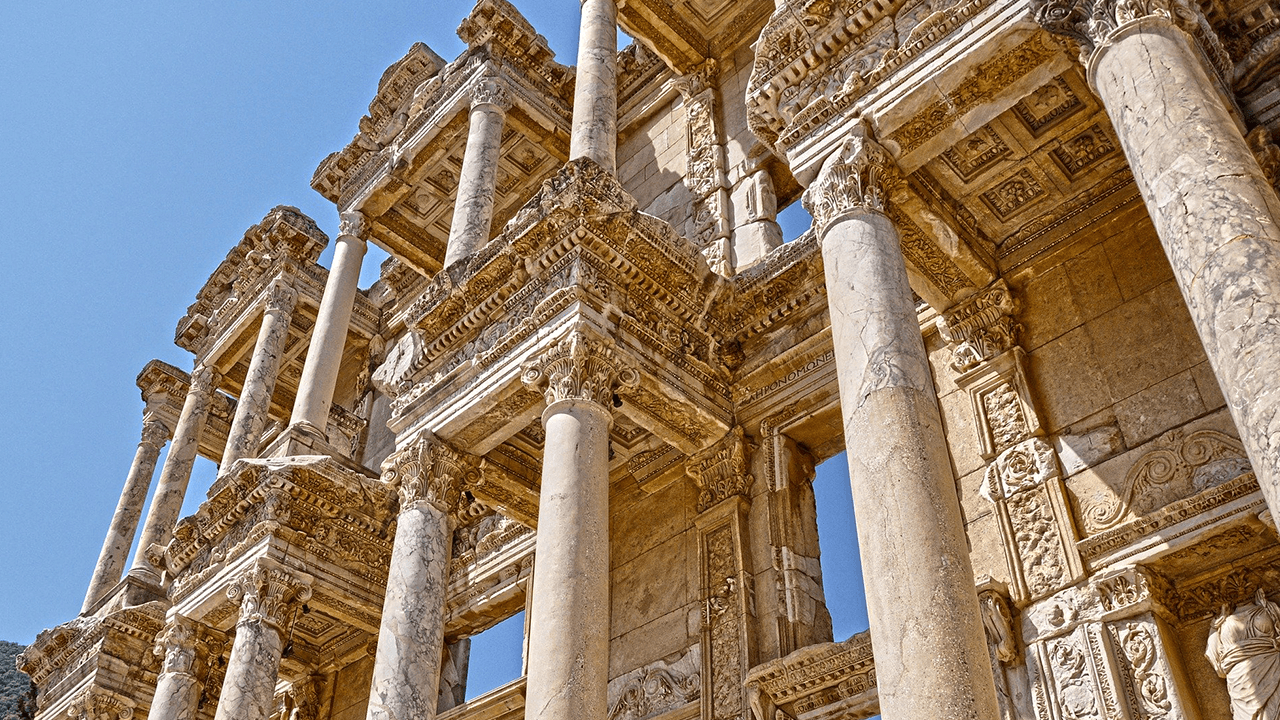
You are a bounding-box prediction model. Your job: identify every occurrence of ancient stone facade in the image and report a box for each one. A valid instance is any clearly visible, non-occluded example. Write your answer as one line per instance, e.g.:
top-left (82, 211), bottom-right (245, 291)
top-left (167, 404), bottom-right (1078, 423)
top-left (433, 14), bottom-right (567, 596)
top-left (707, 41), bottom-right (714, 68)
top-left (18, 0), bottom-right (1280, 718)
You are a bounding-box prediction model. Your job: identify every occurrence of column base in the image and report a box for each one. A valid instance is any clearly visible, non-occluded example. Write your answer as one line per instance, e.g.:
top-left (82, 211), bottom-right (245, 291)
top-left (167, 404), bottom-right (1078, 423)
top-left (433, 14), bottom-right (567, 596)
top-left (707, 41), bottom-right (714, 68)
top-left (264, 422), bottom-right (376, 477)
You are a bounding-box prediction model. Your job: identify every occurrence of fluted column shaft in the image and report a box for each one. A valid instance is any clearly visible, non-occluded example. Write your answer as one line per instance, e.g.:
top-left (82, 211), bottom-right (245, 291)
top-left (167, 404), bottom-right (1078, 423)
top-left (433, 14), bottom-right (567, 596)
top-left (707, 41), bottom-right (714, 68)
top-left (444, 80), bottom-right (510, 268)
top-left (291, 213), bottom-right (367, 433)
top-left (82, 416), bottom-right (169, 613)
top-left (223, 279), bottom-right (297, 469)
top-left (519, 333), bottom-right (634, 720)
top-left (214, 560), bottom-right (312, 720)
top-left (806, 125), bottom-right (999, 720)
top-left (1081, 16), bottom-right (1280, 521)
top-left (149, 617), bottom-right (201, 720)
top-left (130, 364), bottom-right (221, 580)
top-left (365, 435), bottom-right (472, 720)
top-left (570, 0), bottom-right (618, 172)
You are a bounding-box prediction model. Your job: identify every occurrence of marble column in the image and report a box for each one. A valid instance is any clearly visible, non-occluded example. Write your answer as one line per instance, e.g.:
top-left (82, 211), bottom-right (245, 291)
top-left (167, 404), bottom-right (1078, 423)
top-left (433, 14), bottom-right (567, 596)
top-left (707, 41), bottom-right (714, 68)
top-left (365, 433), bottom-right (473, 720)
top-left (1037, 0), bottom-right (1280, 529)
top-left (443, 78), bottom-right (511, 268)
top-left (222, 278), bottom-right (297, 470)
top-left (570, 0), bottom-right (618, 172)
top-left (214, 559), bottom-right (313, 720)
top-left (804, 123), bottom-right (1000, 719)
top-left (150, 616), bottom-right (201, 720)
top-left (520, 332), bottom-right (636, 720)
top-left (129, 363), bottom-right (222, 581)
top-left (291, 212), bottom-right (367, 433)
top-left (81, 415), bottom-right (170, 613)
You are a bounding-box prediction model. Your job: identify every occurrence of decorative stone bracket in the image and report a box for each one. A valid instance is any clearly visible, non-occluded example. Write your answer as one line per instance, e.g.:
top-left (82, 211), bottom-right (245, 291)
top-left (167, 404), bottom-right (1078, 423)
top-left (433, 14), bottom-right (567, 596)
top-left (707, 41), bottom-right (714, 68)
top-left (688, 425), bottom-right (755, 513)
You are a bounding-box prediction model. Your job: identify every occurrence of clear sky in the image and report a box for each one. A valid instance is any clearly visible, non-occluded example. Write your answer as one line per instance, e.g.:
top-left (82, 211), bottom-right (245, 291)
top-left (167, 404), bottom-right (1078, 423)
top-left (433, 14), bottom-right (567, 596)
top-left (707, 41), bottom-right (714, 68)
top-left (0, 0), bottom-right (867, 699)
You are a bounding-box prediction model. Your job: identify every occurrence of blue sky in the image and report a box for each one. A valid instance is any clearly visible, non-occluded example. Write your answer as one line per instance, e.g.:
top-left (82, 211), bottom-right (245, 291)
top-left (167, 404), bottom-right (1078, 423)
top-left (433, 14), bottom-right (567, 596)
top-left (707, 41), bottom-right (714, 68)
top-left (0, 1), bottom-right (866, 699)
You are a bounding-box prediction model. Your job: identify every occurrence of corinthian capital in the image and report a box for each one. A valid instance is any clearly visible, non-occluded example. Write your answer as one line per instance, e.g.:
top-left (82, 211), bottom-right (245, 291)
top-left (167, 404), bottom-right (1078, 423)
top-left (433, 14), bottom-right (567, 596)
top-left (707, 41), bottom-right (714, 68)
top-left (520, 330), bottom-right (639, 408)
top-left (339, 210), bottom-right (367, 239)
top-left (470, 76), bottom-right (512, 111)
top-left (381, 432), bottom-right (478, 517)
top-left (802, 120), bottom-right (900, 236)
top-left (265, 277), bottom-right (298, 315)
top-left (1034, 0), bottom-right (1230, 75)
top-left (153, 615), bottom-right (198, 676)
top-left (139, 414), bottom-right (171, 450)
top-left (226, 559), bottom-right (313, 635)
top-left (190, 362), bottom-right (223, 396)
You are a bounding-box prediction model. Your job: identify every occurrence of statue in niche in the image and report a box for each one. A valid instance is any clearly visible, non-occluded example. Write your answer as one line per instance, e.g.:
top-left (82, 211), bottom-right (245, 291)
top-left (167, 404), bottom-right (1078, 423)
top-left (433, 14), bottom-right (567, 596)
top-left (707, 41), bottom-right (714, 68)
top-left (1207, 589), bottom-right (1280, 719)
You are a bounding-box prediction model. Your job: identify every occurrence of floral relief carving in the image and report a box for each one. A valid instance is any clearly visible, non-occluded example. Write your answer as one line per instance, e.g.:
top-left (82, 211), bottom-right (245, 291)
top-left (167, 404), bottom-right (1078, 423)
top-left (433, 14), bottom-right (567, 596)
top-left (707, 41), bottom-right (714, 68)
top-left (153, 616), bottom-right (197, 677)
top-left (607, 646), bottom-right (702, 720)
top-left (520, 330), bottom-right (640, 408)
top-left (937, 280), bottom-right (1021, 372)
top-left (382, 432), bottom-right (478, 518)
top-left (1082, 429), bottom-right (1253, 534)
top-left (688, 426), bottom-right (755, 513)
top-left (1114, 623), bottom-right (1172, 718)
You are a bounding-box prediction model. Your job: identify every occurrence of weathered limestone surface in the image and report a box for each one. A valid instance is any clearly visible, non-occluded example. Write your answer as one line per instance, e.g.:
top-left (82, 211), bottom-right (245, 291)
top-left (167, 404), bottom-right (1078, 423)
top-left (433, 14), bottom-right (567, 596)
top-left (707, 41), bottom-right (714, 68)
top-left (149, 616), bottom-right (201, 720)
top-left (82, 416), bottom-right (168, 613)
top-left (809, 127), bottom-right (999, 719)
top-left (1086, 17), bottom-right (1280, 526)
top-left (570, 0), bottom-right (618, 172)
top-left (130, 364), bottom-right (220, 580)
top-left (291, 213), bottom-right (367, 432)
top-left (222, 279), bottom-right (297, 469)
top-left (443, 80), bottom-right (510, 268)
top-left (214, 561), bottom-right (312, 720)
top-left (365, 435), bottom-right (469, 720)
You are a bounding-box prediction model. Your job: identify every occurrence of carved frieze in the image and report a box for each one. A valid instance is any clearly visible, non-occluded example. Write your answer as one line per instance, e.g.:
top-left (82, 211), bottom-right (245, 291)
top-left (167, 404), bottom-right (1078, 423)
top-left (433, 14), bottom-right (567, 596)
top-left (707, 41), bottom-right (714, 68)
top-left (607, 645), bottom-right (702, 720)
top-left (744, 632), bottom-right (877, 720)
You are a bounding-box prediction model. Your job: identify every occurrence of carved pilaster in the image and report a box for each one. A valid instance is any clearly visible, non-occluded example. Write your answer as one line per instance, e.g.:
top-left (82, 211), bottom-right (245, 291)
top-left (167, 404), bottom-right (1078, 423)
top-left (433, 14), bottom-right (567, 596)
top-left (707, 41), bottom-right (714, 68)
top-left (520, 330), bottom-right (639, 408)
top-left (382, 432), bottom-right (478, 521)
top-left (676, 60), bottom-right (732, 273)
top-left (697, 497), bottom-right (756, 720)
top-left (688, 426), bottom-right (755, 513)
top-left (1034, 0), bottom-right (1232, 80)
top-left (226, 559), bottom-right (313, 637)
top-left (802, 120), bottom-right (900, 236)
top-left (978, 581), bottom-right (1020, 720)
top-left (1022, 568), bottom-right (1197, 720)
top-left (982, 438), bottom-right (1085, 606)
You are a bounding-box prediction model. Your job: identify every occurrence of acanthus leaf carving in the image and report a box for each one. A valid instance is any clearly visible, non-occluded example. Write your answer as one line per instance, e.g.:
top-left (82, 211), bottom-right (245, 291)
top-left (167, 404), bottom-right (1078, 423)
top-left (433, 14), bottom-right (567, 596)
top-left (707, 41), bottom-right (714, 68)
top-left (225, 558), bottom-right (314, 635)
top-left (688, 425), bottom-right (755, 513)
top-left (802, 120), bottom-right (900, 235)
top-left (153, 615), bottom-right (198, 677)
top-left (382, 431), bottom-right (479, 521)
top-left (520, 329), bottom-right (639, 408)
top-left (937, 280), bottom-right (1021, 372)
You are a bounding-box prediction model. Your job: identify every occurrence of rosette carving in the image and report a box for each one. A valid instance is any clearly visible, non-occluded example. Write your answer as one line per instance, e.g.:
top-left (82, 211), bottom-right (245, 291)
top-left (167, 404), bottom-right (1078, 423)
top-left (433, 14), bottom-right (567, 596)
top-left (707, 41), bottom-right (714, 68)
top-left (381, 432), bottom-right (479, 517)
top-left (802, 120), bottom-right (900, 236)
top-left (520, 330), bottom-right (639, 408)
top-left (226, 559), bottom-right (313, 635)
